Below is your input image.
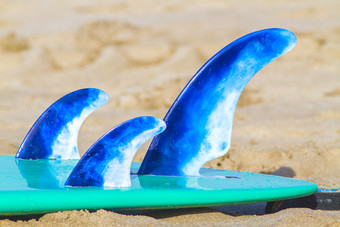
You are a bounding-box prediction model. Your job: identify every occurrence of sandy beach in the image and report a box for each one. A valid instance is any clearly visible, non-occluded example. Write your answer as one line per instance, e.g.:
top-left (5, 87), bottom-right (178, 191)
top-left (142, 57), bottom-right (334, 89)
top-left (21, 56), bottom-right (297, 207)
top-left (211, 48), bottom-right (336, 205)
top-left (0, 0), bottom-right (339, 225)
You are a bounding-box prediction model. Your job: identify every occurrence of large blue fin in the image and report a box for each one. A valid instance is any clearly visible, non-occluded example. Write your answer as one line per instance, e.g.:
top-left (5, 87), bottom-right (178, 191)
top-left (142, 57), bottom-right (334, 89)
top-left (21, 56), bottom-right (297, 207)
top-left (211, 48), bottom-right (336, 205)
top-left (16, 88), bottom-right (109, 160)
top-left (65, 116), bottom-right (166, 188)
top-left (138, 28), bottom-right (297, 176)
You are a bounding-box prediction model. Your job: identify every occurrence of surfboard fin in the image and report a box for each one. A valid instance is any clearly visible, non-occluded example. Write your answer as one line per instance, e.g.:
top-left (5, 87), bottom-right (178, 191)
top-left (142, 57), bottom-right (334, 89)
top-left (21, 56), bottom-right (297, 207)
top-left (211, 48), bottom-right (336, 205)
top-left (65, 116), bottom-right (166, 188)
top-left (138, 28), bottom-right (297, 176)
top-left (15, 88), bottom-right (109, 160)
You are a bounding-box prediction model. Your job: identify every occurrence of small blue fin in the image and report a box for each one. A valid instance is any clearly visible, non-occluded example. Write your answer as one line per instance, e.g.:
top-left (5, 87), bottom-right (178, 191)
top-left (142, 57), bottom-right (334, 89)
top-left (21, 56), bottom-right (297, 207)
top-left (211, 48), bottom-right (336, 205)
top-left (16, 88), bottom-right (109, 160)
top-left (138, 28), bottom-right (297, 176)
top-left (65, 116), bottom-right (166, 188)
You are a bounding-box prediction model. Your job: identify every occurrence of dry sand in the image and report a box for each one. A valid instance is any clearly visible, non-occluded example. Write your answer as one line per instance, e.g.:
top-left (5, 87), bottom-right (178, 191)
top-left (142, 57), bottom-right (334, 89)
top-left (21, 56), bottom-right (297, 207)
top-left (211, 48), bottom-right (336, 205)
top-left (0, 0), bottom-right (339, 226)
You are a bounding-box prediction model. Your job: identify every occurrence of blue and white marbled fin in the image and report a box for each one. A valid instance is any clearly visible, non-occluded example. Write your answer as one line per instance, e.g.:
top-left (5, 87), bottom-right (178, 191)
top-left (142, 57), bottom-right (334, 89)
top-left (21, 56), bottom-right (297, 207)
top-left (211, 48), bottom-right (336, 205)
top-left (65, 116), bottom-right (166, 188)
top-left (16, 88), bottom-right (109, 160)
top-left (138, 28), bottom-right (297, 176)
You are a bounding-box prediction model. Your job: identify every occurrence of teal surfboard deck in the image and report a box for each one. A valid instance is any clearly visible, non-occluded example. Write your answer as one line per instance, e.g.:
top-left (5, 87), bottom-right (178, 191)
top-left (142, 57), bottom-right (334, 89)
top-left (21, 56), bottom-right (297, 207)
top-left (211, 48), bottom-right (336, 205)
top-left (0, 156), bottom-right (317, 215)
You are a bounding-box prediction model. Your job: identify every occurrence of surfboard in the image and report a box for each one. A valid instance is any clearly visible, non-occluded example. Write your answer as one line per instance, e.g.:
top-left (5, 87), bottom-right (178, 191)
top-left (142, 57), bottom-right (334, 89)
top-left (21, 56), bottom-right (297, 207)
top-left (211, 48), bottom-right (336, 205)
top-left (0, 156), bottom-right (317, 216)
top-left (2, 28), bottom-right (321, 216)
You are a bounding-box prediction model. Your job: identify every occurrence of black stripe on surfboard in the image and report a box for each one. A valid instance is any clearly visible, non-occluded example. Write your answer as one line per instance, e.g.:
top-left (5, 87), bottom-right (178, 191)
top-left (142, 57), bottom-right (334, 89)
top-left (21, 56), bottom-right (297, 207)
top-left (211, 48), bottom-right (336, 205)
top-left (265, 189), bottom-right (340, 213)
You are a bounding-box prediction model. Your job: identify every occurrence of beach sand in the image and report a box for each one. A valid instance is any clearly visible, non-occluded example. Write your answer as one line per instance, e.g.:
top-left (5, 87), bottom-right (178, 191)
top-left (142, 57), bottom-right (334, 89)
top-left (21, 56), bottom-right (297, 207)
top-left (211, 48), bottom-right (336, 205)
top-left (0, 0), bottom-right (339, 225)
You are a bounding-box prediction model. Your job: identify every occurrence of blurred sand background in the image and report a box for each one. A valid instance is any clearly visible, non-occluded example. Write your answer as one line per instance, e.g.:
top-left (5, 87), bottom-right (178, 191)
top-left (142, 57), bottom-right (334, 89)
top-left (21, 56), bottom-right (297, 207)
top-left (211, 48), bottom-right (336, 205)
top-left (0, 0), bottom-right (339, 226)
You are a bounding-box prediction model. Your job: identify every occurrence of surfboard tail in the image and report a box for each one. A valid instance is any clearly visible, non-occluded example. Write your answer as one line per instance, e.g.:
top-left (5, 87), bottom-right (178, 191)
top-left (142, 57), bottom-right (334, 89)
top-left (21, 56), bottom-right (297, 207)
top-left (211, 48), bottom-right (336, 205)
top-left (14, 28), bottom-right (298, 189)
